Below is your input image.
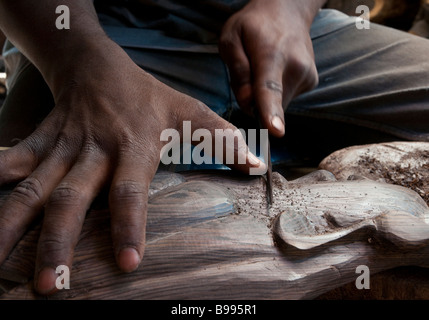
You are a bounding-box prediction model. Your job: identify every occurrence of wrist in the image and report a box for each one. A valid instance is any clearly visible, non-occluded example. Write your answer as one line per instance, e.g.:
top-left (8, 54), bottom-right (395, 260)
top-left (41, 35), bottom-right (126, 97)
top-left (284, 0), bottom-right (326, 28)
top-left (246, 0), bottom-right (325, 29)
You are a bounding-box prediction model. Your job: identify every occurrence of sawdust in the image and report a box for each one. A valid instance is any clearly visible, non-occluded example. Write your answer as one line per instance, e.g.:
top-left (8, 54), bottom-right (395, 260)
top-left (358, 150), bottom-right (429, 205)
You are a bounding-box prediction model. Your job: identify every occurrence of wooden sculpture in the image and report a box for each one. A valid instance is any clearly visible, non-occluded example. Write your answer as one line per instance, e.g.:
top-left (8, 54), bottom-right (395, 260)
top-left (319, 141), bottom-right (429, 206)
top-left (0, 142), bottom-right (429, 299)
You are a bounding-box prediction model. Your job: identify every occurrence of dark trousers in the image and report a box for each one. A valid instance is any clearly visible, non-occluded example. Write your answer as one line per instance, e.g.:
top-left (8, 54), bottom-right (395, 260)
top-left (2, 9), bottom-right (429, 168)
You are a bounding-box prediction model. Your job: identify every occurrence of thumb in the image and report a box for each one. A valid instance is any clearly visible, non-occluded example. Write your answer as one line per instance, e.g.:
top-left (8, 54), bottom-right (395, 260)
top-left (182, 101), bottom-right (267, 175)
top-left (252, 53), bottom-right (286, 138)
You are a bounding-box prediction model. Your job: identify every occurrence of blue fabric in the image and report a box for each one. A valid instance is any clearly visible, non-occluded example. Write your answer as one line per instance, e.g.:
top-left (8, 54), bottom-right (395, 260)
top-left (3, 4), bottom-right (429, 170)
top-left (94, 7), bottom-right (358, 170)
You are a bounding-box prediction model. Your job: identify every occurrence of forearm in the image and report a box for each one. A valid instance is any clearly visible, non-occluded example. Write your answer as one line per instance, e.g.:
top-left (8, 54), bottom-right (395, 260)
top-left (0, 0), bottom-right (111, 91)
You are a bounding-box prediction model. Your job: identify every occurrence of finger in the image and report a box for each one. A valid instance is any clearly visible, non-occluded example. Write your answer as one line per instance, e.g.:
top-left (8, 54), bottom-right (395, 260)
top-left (34, 150), bottom-right (110, 295)
top-left (109, 151), bottom-right (156, 273)
top-left (283, 54), bottom-right (319, 100)
top-left (0, 142), bottom-right (39, 185)
top-left (252, 51), bottom-right (286, 138)
top-left (0, 122), bottom-right (59, 185)
top-left (219, 27), bottom-right (253, 115)
top-left (186, 102), bottom-right (266, 174)
top-left (0, 153), bottom-right (69, 265)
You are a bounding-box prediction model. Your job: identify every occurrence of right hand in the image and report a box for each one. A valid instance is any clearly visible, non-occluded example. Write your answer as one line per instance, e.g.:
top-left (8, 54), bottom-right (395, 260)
top-left (219, 0), bottom-right (320, 137)
top-left (0, 39), bottom-right (264, 294)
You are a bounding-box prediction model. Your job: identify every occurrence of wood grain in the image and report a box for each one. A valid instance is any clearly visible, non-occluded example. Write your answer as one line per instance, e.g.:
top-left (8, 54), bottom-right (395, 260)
top-left (0, 168), bottom-right (428, 300)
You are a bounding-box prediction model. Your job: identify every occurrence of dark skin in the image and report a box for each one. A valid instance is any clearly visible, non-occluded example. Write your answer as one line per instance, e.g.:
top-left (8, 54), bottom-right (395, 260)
top-left (0, 0), bottom-right (326, 294)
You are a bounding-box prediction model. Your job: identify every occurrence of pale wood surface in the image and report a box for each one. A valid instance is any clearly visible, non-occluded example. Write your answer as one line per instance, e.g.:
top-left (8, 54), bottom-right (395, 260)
top-left (318, 141), bottom-right (429, 299)
top-left (319, 141), bottom-right (429, 206)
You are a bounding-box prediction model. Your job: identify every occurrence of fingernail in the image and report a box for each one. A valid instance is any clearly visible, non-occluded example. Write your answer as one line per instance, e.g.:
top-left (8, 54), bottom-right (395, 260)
top-left (36, 267), bottom-right (57, 294)
top-left (247, 152), bottom-right (261, 166)
top-left (271, 116), bottom-right (284, 134)
top-left (118, 248), bottom-right (140, 273)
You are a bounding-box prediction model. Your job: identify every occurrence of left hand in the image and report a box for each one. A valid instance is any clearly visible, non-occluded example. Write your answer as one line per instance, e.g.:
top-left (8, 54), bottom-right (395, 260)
top-left (219, 0), bottom-right (320, 137)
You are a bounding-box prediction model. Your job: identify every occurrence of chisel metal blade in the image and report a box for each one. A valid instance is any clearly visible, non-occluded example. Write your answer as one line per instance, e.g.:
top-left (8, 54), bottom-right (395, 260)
top-left (254, 110), bottom-right (273, 209)
top-left (265, 136), bottom-right (273, 207)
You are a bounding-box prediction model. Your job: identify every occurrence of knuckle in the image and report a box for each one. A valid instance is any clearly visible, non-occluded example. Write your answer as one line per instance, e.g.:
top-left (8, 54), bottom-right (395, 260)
top-left (219, 32), bottom-right (235, 52)
top-left (112, 220), bottom-right (145, 238)
top-left (38, 217), bottom-right (77, 253)
top-left (81, 137), bottom-right (102, 155)
top-left (0, 160), bottom-right (25, 186)
top-left (287, 56), bottom-right (318, 92)
top-left (111, 180), bottom-right (147, 206)
top-left (289, 55), bottom-right (315, 79)
top-left (219, 16), bottom-right (242, 45)
top-left (298, 64), bottom-right (318, 92)
top-left (11, 177), bottom-right (44, 207)
top-left (47, 184), bottom-right (82, 207)
top-left (116, 131), bottom-right (159, 164)
top-left (117, 131), bottom-right (138, 152)
top-left (38, 233), bottom-right (71, 256)
top-left (22, 135), bottom-right (45, 159)
top-left (53, 134), bottom-right (79, 159)
top-left (192, 99), bottom-right (211, 115)
top-left (289, 56), bottom-right (310, 75)
top-left (180, 98), bottom-right (210, 123)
